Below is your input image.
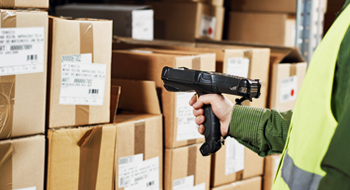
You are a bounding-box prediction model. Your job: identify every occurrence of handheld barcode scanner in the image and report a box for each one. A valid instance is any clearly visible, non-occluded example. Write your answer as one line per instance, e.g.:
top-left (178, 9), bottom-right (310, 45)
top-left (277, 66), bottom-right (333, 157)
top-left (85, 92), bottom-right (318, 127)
top-left (161, 66), bottom-right (261, 156)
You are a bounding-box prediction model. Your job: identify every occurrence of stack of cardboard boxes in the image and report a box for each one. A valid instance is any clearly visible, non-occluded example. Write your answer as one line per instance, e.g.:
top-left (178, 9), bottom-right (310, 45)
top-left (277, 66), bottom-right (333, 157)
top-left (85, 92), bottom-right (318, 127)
top-left (0, 1), bottom-right (48, 189)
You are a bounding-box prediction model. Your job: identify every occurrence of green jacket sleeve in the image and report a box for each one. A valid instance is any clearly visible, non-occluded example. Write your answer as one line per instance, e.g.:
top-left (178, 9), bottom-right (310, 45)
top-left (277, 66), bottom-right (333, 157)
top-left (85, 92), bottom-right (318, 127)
top-left (229, 105), bottom-right (292, 157)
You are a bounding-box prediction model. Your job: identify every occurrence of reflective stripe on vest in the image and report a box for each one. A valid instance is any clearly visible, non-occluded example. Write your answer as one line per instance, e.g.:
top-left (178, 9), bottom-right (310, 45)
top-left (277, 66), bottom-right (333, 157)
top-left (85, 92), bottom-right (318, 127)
top-left (272, 4), bottom-right (350, 190)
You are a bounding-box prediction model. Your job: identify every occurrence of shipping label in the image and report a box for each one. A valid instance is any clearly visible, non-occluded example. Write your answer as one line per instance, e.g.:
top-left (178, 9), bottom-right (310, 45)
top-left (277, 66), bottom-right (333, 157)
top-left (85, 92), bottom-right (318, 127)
top-left (176, 92), bottom-right (203, 141)
top-left (192, 183), bottom-right (206, 190)
top-left (0, 27), bottom-right (45, 76)
top-left (225, 137), bottom-right (245, 175)
top-left (132, 10), bottom-right (154, 40)
top-left (173, 175), bottom-right (194, 190)
top-left (280, 76), bottom-right (297, 103)
top-left (226, 57), bottom-right (250, 78)
top-left (59, 61), bottom-right (106, 106)
top-left (199, 15), bottom-right (216, 38)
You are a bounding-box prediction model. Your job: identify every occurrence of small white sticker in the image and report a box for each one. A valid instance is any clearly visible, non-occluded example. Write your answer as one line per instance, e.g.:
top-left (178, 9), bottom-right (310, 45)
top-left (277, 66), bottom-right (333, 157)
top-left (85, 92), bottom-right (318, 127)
top-left (192, 183), bottom-right (206, 190)
top-left (132, 10), bottom-right (154, 40)
top-left (14, 187), bottom-right (36, 190)
top-left (280, 76), bottom-right (298, 103)
top-left (176, 92), bottom-right (203, 141)
top-left (173, 175), bottom-right (194, 190)
top-left (0, 27), bottom-right (45, 76)
top-left (225, 138), bottom-right (245, 175)
top-left (227, 57), bottom-right (250, 78)
top-left (199, 15), bottom-right (216, 38)
top-left (59, 61), bottom-right (106, 106)
top-left (118, 154), bottom-right (144, 188)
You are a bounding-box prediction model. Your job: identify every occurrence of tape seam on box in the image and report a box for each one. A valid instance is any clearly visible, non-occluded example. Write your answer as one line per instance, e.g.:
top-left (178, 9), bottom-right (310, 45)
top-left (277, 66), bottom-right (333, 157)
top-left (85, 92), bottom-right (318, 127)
top-left (0, 142), bottom-right (13, 189)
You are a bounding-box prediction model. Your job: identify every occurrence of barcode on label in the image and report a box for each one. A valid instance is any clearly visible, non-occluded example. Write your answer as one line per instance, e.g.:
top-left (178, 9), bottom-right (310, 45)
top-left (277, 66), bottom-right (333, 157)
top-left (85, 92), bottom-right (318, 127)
top-left (120, 177), bottom-right (125, 186)
top-left (27, 54), bottom-right (38, 61)
top-left (120, 157), bottom-right (129, 165)
top-left (135, 176), bottom-right (144, 182)
top-left (173, 179), bottom-right (184, 187)
top-left (89, 89), bottom-right (99, 94)
top-left (147, 181), bottom-right (155, 187)
top-left (11, 45), bottom-right (32, 51)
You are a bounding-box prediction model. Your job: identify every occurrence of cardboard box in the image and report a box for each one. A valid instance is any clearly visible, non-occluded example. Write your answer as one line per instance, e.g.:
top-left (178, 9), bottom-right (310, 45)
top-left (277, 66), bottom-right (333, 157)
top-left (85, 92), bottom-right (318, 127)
top-left (47, 124), bottom-right (117, 190)
top-left (112, 49), bottom-right (215, 148)
top-left (47, 17), bottom-right (113, 129)
top-left (0, 0), bottom-right (48, 8)
top-left (264, 154), bottom-right (281, 190)
top-left (56, 4), bottom-right (154, 40)
top-left (112, 79), bottom-right (163, 190)
top-left (147, 1), bottom-right (224, 42)
top-left (269, 62), bottom-right (307, 112)
top-left (211, 138), bottom-right (264, 187)
top-left (227, 11), bottom-right (296, 47)
top-left (161, 0), bottom-right (224, 7)
top-left (165, 143), bottom-right (211, 190)
top-left (228, 0), bottom-right (296, 13)
top-left (0, 10), bottom-right (48, 140)
top-left (211, 176), bottom-right (262, 190)
top-left (0, 135), bottom-right (45, 190)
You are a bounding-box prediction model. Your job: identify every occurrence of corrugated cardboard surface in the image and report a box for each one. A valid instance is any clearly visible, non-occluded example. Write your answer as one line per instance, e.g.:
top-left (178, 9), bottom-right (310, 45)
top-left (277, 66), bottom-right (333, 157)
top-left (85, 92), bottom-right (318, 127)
top-left (227, 11), bottom-right (296, 47)
top-left (211, 147), bottom-right (264, 187)
top-left (112, 49), bottom-right (215, 148)
top-left (228, 0), bottom-right (296, 13)
top-left (0, 10), bottom-right (48, 140)
top-left (48, 17), bottom-right (112, 128)
top-left (269, 62), bottom-right (307, 112)
top-left (165, 143), bottom-right (211, 190)
top-left (264, 154), bottom-right (281, 190)
top-left (0, 135), bottom-right (45, 190)
top-left (147, 1), bottom-right (224, 42)
top-left (0, 0), bottom-right (48, 8)
top-left (211, 176), bottom-right (262, 190)
top-left (47, 124), bottom-right (117, 190)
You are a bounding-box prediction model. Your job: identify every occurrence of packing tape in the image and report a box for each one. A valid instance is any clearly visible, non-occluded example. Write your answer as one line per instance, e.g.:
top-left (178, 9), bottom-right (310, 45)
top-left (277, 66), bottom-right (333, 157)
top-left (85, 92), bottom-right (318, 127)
top-left (0, 142), bottom-right (13, 189)
top-left (75, 22), bottom-right (94, 125)
top-left (134, 120), bottom-right (146, 156)
top-left (0, 0), bottom-right (15, 9)
top-left (187, 145), bottom-right (197, 178)
top-left (191, 56), bottom-right (201, 70)
top-left (77, 126), bottom-right (103, 190)
top-left (0, 10), bottom-right (16, 140)
top-left (290, 64), bottom-right (297, 76)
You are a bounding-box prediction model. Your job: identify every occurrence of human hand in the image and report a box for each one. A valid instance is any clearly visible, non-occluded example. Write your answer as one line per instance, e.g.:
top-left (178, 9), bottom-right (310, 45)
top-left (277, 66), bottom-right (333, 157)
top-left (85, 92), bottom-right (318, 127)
top-left (189, 94), bottom-right (234, 137)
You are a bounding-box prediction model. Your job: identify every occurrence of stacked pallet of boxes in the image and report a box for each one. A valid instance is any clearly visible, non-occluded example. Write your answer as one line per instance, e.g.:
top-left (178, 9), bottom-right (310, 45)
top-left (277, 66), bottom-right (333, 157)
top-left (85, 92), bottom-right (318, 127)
top-left (0, 1), bottom-right (48, 189)
top-left (145, 0), bottom-right (225, 42)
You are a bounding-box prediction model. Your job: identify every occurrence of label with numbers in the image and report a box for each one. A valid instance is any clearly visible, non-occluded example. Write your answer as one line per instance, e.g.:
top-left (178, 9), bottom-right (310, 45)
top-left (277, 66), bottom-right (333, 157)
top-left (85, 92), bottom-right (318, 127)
top-left (227, 57), bottom-right (250, 78)
top-left (280, 76), bottom-right (297, 103)
top-left (59, 62), bottom-right (106, 106)
top-left (173, 175), bottom-right (194, 190)
top-left (225, 138), bottom-right (245, 175)
top-left (0, 27), bottom-right (45, 76)
top-left (199, 15), bottom-right (216, 38)
top-left (176, 92), bottom-right (203, 141)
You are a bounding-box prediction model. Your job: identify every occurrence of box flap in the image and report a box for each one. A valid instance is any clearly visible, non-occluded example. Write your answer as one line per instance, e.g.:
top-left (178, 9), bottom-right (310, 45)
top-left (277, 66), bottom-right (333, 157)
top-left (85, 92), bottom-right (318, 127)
top-left (111, 79), bottom-right (161, 118)
top-left (196, 39), bottom-right (305, 64)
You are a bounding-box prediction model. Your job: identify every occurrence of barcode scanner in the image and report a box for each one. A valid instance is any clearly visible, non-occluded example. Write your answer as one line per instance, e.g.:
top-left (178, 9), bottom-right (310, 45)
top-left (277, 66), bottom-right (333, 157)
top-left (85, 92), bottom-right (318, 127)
top-left (161, 67), bottom-right (261, 156)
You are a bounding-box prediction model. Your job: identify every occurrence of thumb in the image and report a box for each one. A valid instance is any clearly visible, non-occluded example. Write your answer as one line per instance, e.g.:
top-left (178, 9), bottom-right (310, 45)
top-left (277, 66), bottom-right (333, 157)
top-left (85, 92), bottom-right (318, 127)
top-left (193, 94), bottom-right (222, 109)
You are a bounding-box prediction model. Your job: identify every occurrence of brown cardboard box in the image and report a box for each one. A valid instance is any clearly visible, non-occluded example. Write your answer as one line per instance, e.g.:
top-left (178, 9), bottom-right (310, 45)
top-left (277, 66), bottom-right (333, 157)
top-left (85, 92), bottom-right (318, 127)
top-left (264, 154), bottom-right (281, 190)
top-left (48, 16), bottom-right (113, 129)
top-left (165, 143), bottom-right (211, 190)
top-left (0, 135), bottom-right (45, 190)
top-left (211, 176), bottom-right (262, 190)
top-left (0, 0), bottom-right (48, 8)
top-left (0, 10), bottom-right (48, 140)
top-left (112, 49), bottom-right (215, 148)
top-left (269, 62), bottom-right (307, 112)
top-left (161, 0), bottom-right (224, 6)
top-left (227, 11), bottom-right (296, 47)
top-left (147, 1), bottom-right (224, 42)
top-left (228, 0), bottom-right (296, 13)
top-left (112, 79), bottom-right (163, 190)
top-left (47, 124), bottom-right (117, 190)
top-left (211, 139), bottom-right (264, 187)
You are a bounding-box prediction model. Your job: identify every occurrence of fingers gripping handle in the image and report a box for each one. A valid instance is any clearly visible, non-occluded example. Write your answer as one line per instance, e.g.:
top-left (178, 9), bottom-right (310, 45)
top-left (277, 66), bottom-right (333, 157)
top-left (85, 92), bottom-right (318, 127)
top-left (199, 104), bottom-right (222, 156)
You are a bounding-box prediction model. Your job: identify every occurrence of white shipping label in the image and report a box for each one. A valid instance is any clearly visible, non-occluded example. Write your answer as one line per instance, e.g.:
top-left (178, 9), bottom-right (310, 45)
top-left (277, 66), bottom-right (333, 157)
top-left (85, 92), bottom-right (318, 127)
top-left (14, 187), bottom-right (36, 190)
top-left (0, 27), bottom-right (44, 76)
top-left (123, 157), bottom-right (160, 190)
top-left (225, 138), bottom-right (245, 175)
top-left (173, 175), bottom-right (194, 190)
top-left (176, 92), bottom-right (203, 141)
top-left (61, 53), bottom-right (92, 64)
top-left (59, 62), bottom-right (107, 106)
top-left (192, 183), bottom-right (206, 190)
top-left (199, 15), bottom-right (216, 38)
top-left (227, 57), bottom-right (250, 78)
top-left (280, 76), bottom-right (298, 103)
top-left (118, 154), bottom-right (144, 188)
top-left (132, 10), bottom-right (154, 40)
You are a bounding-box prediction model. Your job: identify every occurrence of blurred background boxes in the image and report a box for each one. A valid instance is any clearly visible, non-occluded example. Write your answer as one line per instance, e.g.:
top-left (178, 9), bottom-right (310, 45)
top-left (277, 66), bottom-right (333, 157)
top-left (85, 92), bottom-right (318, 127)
top-left (0, 0), bottom-right (48, 8)
top-left (228, 0), bottom-right (297, 13)
top-left (211, 176), bottom-right (262, 190)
